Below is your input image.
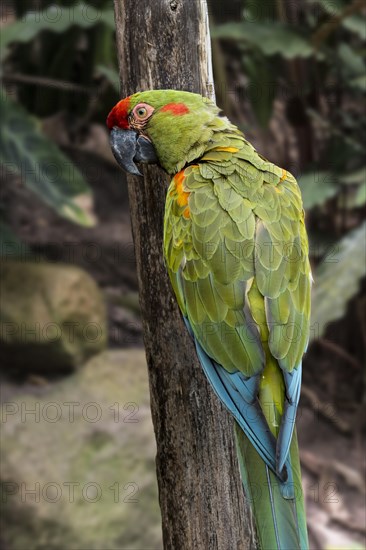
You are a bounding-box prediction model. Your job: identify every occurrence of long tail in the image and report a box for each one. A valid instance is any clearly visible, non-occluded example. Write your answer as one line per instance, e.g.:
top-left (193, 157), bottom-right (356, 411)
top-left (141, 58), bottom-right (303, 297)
top-left (235, 422), bottom-right (308, 550)
top-left (183, 315), bottom-right (308, 549)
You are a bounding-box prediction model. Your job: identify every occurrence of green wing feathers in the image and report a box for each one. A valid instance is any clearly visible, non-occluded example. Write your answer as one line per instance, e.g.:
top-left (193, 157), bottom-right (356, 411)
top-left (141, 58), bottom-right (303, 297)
top-left (164, 134), bottom-right (311, 377)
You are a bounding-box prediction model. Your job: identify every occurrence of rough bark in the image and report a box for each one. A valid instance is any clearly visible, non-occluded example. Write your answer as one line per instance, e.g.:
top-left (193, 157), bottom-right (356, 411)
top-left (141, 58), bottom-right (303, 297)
top-left (113, 1), bottom-right (256, 548)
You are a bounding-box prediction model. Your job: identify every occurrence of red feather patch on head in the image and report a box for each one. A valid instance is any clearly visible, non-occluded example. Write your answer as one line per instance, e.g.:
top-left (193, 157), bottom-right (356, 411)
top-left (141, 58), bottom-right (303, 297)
top-left (106, 96), bottom-right (131, 129)
top-left (161, 103), bottom-right (190, 116)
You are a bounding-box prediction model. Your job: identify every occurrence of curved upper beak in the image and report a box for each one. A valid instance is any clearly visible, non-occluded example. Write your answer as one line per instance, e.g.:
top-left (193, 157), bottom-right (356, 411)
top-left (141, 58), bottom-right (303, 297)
top-left (109, 127), bottom-right (158, 176)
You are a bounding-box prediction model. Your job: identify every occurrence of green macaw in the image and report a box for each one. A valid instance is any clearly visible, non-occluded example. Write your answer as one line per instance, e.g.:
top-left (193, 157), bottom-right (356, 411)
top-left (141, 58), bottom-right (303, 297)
top-left (107, 90), bottom-right (311, 550)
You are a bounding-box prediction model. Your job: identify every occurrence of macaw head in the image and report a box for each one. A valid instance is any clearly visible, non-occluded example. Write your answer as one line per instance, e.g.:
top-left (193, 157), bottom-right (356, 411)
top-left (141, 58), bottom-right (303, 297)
top-left (106, 90), bottom-right (228, 175)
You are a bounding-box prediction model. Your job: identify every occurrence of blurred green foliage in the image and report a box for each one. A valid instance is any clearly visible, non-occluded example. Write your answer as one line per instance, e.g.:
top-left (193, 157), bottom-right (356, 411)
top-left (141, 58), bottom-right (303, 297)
top-left (0, 93), bottom-right (94, 225)
top-left (2, 0), bottom-right (117, 116)
top-left (210, 0), bottom-right (365, 336)
top-left (1, 0), bottom-right (119, 233)
top-left (311, 221), bottom-right (366, 338)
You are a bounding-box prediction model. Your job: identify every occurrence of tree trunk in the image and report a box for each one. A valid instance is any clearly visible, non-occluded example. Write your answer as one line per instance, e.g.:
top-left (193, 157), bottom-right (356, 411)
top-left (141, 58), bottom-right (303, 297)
top-left (113, 1), bottom-right (256, 548)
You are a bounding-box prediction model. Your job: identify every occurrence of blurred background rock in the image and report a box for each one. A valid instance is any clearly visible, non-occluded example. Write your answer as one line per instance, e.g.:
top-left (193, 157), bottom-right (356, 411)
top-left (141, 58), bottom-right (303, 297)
top-left (0, 0), bottom-right (365, 549)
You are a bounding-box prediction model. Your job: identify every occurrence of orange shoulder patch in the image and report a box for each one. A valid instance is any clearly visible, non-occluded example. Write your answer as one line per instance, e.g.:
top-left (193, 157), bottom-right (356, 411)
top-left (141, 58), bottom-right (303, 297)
top-left (173, 170), bottom-right (190, 208)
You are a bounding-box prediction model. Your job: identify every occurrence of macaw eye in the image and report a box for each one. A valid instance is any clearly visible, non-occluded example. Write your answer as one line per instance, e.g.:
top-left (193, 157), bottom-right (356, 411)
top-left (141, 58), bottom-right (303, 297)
top-left (132, 103), bottom-right (154, 122)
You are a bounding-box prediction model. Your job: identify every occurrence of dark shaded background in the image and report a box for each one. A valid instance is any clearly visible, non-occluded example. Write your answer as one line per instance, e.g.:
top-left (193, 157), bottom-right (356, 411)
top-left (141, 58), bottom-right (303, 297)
top-left (0, 1), bottom-right (365, 549)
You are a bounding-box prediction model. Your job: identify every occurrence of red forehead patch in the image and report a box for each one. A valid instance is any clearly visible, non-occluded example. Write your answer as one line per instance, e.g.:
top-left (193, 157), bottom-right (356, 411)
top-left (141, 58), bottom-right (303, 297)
top-left (106, 96), bottom-right (131, 129)
top-left (161, 103), bottom-right (189, 116)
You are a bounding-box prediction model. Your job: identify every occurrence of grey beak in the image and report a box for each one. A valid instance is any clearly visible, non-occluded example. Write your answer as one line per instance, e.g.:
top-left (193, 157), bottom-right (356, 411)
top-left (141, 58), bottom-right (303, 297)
top-left (109, 127), bottom-right (158, 176)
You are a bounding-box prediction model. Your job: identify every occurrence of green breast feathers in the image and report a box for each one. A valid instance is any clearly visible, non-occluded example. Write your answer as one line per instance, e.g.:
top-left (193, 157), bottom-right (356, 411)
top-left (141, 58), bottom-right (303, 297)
top-left (163, 131), bottom-right (311, 377)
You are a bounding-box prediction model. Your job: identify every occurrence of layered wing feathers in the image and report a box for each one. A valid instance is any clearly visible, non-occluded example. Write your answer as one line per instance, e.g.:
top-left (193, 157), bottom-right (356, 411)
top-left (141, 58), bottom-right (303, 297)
top-left (164, 139), bottom-right (311, 376)
top-left (163, 135), bottom-right (311, 473)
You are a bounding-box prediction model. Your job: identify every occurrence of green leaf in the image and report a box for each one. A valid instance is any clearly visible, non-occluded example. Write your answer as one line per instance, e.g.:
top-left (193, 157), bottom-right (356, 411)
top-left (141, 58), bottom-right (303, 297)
top-left (310, 0), bottom-right (366, 40)
top-left (337, 44), bottom-right (364, 76)
top-left (353, 182), bottom-right (366, 207)
top-left (96, 65), bottom-right (120, 91)
top-left (340, 168), bottom-right (366, 208)
top-left (298, 172), bottom-right (338, 209)
top-left (0, 93), bottom-right (95, 226)
top-left (337, 44), bottom-right (366, 91)
top-left (345, 182), bottom-right (366, 209)
top-left (0, 2), bottom-right (115, 61)
top-left (340, 167), bottom-right (366, 186)
top-left (211, 22), bottom-right (315, 59)
top-left (349, 74), bottom-right (366, 92)
top-left (311, 222), bottom-right (366, 339)
top-left (343, 15), bottom-right (366, 41)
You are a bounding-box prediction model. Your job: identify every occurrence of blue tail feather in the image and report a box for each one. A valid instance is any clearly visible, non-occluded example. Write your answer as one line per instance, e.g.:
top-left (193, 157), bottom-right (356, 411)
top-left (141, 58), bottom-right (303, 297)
top-left (277, 367), bottom-right (302, 474)
top-left (192, 327), bottom-right (295, 496)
